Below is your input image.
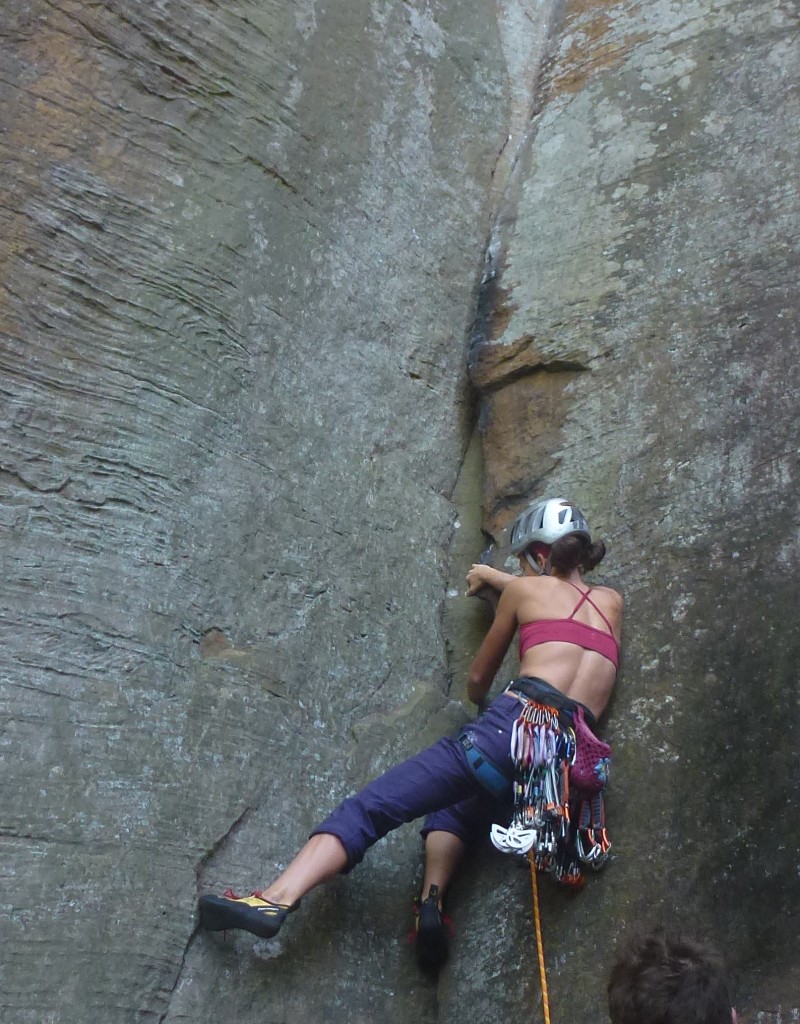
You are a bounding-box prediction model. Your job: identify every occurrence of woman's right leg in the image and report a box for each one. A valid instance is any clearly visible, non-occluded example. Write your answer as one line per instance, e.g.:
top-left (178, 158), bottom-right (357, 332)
top-left (411, 698), bottom-right (520, 969)
top-left (417, 696), bottom-right (518, 905)
top-left (411, 789), bottom-right (511, 970)
top-left (413, 829), bottom-right (466, 971)
top-left (420, 830), bottom-right (466, 900)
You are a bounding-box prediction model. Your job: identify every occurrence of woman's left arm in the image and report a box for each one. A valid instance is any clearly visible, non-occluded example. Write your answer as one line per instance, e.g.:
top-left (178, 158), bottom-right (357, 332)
top-left (466, 582), bottom-right (520, 707)
top-left (465, 563), bottom-right (516, 597)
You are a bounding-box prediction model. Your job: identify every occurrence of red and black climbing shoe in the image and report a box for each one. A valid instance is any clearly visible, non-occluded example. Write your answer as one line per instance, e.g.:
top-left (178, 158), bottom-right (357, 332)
top-left (198, 889), bottom-right (300, 939)
top-left (411, 884), bottom-right (451, 971)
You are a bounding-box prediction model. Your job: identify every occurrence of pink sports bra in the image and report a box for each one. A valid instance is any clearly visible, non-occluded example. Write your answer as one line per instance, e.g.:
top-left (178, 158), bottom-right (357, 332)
top-left (518, 582), bottom-right (620, 669)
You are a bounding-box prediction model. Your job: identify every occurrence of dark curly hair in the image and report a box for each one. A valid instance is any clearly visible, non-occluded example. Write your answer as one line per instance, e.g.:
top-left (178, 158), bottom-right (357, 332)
top-left (530, 533), bottom-right (606, 575)
top-left (607, 928), bottom-right (733, 1024)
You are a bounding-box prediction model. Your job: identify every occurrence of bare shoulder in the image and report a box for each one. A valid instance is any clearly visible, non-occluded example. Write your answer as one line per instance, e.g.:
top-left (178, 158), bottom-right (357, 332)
top-left (504, 574), bottom-right (550, 597)
top-left (500, 574), bottom-right (531, 601)
top-left (503, 574), bottom-right (529, 591)
top-left (498, 573), bottom-right (542, 608)
top-left (592, 584), bottom-right (624, 615)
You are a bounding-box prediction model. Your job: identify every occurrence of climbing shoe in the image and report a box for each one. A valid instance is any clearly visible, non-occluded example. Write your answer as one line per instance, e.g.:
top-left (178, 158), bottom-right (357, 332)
top-left (411, 884), bottom-right (451, 971)
top-left (198, 888), bottom-right (300, 939)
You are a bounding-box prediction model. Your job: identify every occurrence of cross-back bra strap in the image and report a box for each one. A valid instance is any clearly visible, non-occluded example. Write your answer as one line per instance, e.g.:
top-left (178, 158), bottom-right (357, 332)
top-left (564, 581), bottom-right (615, 634)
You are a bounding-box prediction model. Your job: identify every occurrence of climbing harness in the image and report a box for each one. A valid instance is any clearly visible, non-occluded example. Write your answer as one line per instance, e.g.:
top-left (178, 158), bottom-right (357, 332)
top-left (490, 698), bottom-right (583, 885)
top-left (458, 731), bottom-right (512, 800)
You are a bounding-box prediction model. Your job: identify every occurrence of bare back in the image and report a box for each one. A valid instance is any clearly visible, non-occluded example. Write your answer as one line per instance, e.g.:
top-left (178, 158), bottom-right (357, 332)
top-left (510, 574), bottom-right (623, 719)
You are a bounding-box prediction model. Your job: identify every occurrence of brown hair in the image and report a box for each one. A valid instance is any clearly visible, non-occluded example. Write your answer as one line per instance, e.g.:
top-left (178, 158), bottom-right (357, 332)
top-left (531, 534), bottom-right (606, 575)
top-left (608, 929), bottom-right (733, 1024)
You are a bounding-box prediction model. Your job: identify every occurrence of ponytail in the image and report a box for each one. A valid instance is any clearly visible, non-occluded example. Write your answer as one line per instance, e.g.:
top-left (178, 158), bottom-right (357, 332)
top-left (538, 534), bottom-right (606, 575)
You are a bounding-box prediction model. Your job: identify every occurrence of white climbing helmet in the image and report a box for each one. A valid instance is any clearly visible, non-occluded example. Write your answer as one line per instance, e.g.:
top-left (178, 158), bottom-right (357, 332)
top-left (510, 498), bottom-right (591, 554)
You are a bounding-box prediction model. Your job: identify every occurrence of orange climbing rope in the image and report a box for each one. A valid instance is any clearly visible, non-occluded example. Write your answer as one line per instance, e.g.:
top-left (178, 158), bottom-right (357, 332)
top-left (529, 852), bottom-right (551, 1024)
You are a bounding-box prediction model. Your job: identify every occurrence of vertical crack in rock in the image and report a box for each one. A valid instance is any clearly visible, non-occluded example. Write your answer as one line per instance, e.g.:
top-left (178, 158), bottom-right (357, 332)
top-left (475, 3), bottom-right (571, 356)
top-left (157, 925), bottom-right (201, 1024)
top-left (441, 0), bottom-right (577, 695)
top-left (440, 416), bottom-right (493, 699)
top-left (153, 807), bottom-right (256, 1020)
top-left (194, 806), bottom-right (253, 884)
top-left (490, 0), bottom-right (566, 195)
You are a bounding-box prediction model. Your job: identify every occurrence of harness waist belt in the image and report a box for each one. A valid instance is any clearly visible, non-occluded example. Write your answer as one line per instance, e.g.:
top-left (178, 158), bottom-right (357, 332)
top-left (458, 732), bottom-right (511, 800)
top-left (506, 676), bottom-right (598, 732)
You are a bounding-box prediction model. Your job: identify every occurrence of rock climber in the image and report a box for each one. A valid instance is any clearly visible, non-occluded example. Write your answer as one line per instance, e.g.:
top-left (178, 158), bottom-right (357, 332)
top-left (608, 928), bottom-right (738, 1024)
top-left (198, 497), bottom-right (623, 970)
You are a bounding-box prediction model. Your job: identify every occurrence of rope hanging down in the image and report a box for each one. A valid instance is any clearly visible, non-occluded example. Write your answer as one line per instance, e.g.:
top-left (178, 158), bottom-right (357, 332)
top-left (529, 852), bottom-right (551, 1024)
top-left (491, 692), bottom-right (615, 1024)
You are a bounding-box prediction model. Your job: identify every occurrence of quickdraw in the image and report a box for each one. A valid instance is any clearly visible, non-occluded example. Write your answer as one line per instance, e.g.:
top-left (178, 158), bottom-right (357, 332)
top-left (491, 697), bottom-right (612, 887)
top-left (575, 791), bottom-right (611, 869)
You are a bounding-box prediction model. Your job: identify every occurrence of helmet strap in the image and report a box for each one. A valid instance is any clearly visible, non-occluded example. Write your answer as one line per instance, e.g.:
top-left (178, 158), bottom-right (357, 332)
top-left (525, 552), bottom-right (550, 576)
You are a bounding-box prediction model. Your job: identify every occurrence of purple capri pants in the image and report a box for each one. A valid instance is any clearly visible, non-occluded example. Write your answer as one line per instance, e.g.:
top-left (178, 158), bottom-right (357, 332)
top-left (311, 693), bottom-right (520, 870)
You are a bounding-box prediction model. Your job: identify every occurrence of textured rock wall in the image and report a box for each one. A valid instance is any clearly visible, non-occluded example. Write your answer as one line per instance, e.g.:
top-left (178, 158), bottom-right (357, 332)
top-left (2, 0), bottom-right (798, 1022)
top-left (0, 2), bottom-right (556, 1022)
top-left (466, 1), bottom-right (800, 1021)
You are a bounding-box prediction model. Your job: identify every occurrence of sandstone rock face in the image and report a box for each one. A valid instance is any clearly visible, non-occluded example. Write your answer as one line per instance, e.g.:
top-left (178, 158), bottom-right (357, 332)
top-left (1, 1), bottom-right (797, 1022)
top-left (1, 2), bottom-right (553, 1022)
top-left (465, 1), bottom-right (800, 1021)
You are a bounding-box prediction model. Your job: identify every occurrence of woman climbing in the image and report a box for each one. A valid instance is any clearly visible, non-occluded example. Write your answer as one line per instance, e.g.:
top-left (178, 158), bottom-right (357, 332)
top-left (198, 498), bottom-right (623, 969)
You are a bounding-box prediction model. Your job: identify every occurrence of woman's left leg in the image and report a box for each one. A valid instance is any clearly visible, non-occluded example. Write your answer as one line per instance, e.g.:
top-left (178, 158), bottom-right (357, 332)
top-left (198, 734), bottom-right (479, 939)
top-left (199, 696), bottom-right (519, 942)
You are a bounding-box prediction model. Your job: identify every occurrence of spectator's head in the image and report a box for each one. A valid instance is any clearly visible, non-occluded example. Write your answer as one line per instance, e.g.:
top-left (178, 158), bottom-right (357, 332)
top-left (608, 928), bottom-right (736, 1024)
